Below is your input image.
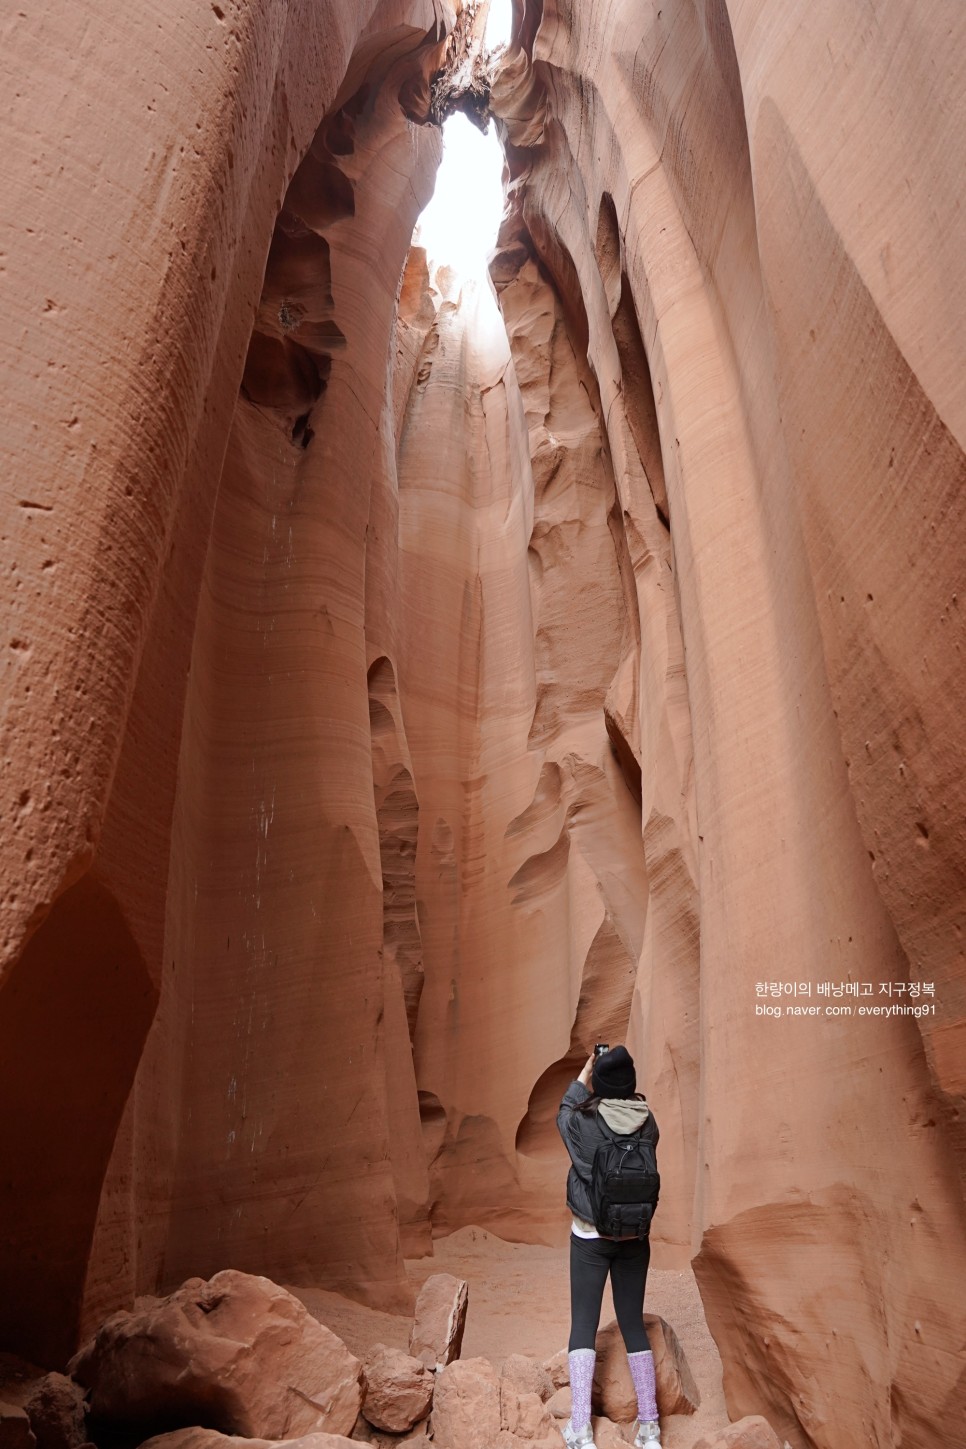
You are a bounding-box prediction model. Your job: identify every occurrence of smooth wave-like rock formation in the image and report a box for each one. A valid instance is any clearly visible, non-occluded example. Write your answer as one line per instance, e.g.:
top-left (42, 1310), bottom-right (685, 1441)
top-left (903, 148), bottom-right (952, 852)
top-left (487, 3), bottom-right (966, 1444)
top-left (0, 0), bottom-right (453, 1364)
top-left (1, 2), bottom-right (964, 1447)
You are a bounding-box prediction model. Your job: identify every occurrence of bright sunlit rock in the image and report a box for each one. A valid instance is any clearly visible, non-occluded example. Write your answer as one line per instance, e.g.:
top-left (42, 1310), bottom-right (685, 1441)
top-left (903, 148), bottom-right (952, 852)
top-left (485, 0), bottom-right (513, 49)
top-left (413, 113), bottom-right (506, 277)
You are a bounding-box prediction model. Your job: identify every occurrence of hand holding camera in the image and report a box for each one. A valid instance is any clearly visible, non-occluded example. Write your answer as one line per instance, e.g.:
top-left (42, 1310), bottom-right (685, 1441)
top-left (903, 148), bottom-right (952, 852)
top-left (578, 1043), bottom-right (609, 1087)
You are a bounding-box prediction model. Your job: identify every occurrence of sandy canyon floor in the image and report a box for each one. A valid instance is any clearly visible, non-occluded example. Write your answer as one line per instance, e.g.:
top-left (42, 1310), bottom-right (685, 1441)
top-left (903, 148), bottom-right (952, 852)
top-left (294, 1227), bottom-right (730, 1447)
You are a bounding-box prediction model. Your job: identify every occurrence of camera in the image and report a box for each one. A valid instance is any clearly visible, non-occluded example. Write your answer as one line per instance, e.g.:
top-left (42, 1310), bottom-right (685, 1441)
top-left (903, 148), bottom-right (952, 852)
top-left (594, 1042), bottom-right (609, 1058)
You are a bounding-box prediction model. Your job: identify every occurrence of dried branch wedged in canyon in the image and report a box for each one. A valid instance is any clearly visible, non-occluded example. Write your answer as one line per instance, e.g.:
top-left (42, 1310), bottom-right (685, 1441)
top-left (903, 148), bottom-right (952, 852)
top-left (0, 2), bottom-right (964, 1447)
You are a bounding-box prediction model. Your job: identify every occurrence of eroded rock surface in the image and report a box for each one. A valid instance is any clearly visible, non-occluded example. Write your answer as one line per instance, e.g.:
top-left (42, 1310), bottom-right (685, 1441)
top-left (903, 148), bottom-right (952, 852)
top-left (430, 1359), bottom-right (501, 1449)
top-left (360, 1346), bottom-right (432, 1434)
top-left (409, 1276), bottom-right (468, 1371)
top-left (500, 1357), bottom-right (553, 1405)
top-left (141, 1432), bottom-right (358, 1449)
top-left (488, 2), bottom-right (966, 1445)
top-left (430, 1356), bottom-right (559, 1449)
top-left (0, 0), bottom-right (452, 1363)
top-left (71, 1273), bottom-right (362, 1439)
top-left (0, 1404), bottom-right (35, 1449)
top-left (693, 1418), bottom-right (784, 1449)
top-left (592, 1319), bottom-right (698, 1422)
top-left (22, 1377), bottom-right (88, 1449)
top-left (543, 1353), bottom-right (570, 1392)
top-left (545, 1388), bottom-right (570, 1422)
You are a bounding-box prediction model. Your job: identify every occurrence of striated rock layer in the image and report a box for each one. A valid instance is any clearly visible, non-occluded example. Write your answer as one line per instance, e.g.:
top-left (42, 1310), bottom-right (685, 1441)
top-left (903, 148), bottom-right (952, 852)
top-left (392, 251), bottom-right (648, 1239)
top-left (1, 2), bottom-right (965, 1448)
top-left (488, 2), bottom-right (966, 1446)
top-left (0, 0), bottom-right (454, 1362)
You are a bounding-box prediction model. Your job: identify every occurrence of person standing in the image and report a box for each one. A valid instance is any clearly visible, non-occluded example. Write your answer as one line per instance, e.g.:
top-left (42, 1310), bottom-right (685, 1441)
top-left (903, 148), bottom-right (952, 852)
top-left (556, 1045), bottom-right (661, 1449)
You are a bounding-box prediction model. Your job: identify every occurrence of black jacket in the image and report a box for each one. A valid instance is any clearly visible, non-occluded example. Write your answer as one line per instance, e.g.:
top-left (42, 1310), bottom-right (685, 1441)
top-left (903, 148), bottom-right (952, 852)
top-left (556, 1079), bottom-right (660, 1226)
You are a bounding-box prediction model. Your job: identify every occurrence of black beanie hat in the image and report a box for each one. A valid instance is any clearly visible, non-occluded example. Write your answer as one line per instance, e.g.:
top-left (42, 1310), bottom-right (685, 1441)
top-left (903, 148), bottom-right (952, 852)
top-left (591, 1044), bottom-right (637, 1099)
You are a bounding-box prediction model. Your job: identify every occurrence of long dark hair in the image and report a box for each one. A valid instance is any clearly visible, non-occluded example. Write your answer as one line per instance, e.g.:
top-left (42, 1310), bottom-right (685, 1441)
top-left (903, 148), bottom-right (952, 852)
top-left (576, 1093), bottom-right (602, 1114)
top-left (576, 1090), bottom-right (644, 1113)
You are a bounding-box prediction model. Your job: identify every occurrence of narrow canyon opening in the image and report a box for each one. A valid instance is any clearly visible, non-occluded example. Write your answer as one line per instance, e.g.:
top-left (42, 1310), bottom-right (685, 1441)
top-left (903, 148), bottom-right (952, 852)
top-left (2, 4), bottom-right (964, 1449)
top-left (413, 111), bottom-right (506, 276)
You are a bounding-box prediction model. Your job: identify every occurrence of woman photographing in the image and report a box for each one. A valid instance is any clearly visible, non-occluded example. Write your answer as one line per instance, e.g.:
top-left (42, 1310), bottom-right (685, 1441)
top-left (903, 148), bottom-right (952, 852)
top-left (556, 1044), bottom-right (661, 1449)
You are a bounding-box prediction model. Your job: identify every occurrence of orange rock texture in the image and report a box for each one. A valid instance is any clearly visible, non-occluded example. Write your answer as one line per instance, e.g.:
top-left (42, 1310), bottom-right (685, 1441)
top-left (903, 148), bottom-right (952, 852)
top-left (488, 2), bottom-right (966, 1445)
top-left (0, 0), bottom-right (451, 1364)
top-left (1, 2), bottom-right (964, 1448)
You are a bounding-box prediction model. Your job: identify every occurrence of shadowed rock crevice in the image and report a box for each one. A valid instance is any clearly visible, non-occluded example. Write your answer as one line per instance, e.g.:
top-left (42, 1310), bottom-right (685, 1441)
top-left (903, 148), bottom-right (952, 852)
top-left (0, 875), bottom-right (156, 1364)
top-left (239, 145), bottom-right (352, 442)
top-left (612, 271), bottom-right (668, 528)
top-left (369, 656), bottom-right (424, 1043)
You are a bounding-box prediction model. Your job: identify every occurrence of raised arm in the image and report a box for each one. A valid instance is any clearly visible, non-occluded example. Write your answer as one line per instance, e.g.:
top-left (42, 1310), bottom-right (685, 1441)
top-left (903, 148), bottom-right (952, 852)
top-left (556, 1053), bottom-right (595, 1145)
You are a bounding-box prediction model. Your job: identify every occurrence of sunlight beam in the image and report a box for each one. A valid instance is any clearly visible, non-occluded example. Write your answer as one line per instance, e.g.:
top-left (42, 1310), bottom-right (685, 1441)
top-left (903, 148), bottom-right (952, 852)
top-left (485, 0), bottom-right (514, 50)
top-left (413, 113), bottom-right (506, 277)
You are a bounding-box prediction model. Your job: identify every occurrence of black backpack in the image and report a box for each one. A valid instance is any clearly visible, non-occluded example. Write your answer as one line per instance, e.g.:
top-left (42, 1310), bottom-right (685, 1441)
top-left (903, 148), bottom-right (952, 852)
top-left (588, 1114), bottom-right (660, 1239)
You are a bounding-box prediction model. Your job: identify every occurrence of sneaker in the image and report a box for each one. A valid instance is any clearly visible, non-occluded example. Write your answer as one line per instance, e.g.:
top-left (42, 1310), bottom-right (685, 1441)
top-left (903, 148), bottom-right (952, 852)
top-left (561, 1422), bottom-right (597, 1449)
top-left (633, 1422), bottom-right (662, 1448)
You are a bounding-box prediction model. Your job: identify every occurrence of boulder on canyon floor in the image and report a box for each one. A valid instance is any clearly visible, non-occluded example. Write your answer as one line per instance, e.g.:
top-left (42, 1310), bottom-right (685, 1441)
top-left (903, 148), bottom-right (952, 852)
top-left (430, 1359), bottom-right (500, 1449)
top-left (70, 1272), bottom-right (362, 1439)
top-left (408, 1275), bottom-right (468, 1370)
top-left (593, 1318), bottom-right (699, 1421)
top-left (543, 1353), bottom-right (570, 1391)
top-left (692, 1418), bottom-right (784, 1449)
top-left (591, 1420), bottom-right (636, 1449)
top-left (349, 1417), bottom-right (430, 1448)
top-left (140, 1431), bottom-right (357, 1449)
top-left (360, 1346), bottom-right (432, 1433)
top-left (0, 1403), bottom-right (35, 1449)
top-left (545, 1387), bottom-right (571, 1421)
top-left (22, 1377), bottom-right (88, 1449)
top-left (431, 1357), bottom-right (559, 1449)
top-left (499, 1356), bottom-right (554, 1404)
top-left (499, 1384), bottom-right (558, 1444)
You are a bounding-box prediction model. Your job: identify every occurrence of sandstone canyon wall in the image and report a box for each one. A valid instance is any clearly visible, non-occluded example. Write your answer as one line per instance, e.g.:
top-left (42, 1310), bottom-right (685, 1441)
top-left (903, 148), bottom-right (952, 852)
top-left (1, 3), bottom-right (964, 1449)
top-left (0, 0), bottom-right (456, 1365)
top-left (486, 4), bottom-right (966, 1445)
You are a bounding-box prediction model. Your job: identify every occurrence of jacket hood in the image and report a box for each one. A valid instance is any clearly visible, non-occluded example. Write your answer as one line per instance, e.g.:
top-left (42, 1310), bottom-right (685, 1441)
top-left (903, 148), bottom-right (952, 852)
top-left (598, 1097), bottom-right (650, 1134)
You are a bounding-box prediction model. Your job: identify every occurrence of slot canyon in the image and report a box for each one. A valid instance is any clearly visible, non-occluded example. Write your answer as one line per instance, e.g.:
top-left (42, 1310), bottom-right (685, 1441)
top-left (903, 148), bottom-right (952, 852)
top-left (1, 3), bottom-right (964, 1448)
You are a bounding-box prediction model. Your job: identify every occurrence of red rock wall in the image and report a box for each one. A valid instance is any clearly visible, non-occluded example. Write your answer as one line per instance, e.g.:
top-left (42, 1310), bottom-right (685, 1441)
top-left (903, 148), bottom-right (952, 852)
top-left (389, 251), bottom-right (650, 1240)
top-left (85, 17), bottom-right (458, 1329)
top-left (490, 2), bottom-right (966, 1445)
top-left (0, 0), bottom-right (452, 1363)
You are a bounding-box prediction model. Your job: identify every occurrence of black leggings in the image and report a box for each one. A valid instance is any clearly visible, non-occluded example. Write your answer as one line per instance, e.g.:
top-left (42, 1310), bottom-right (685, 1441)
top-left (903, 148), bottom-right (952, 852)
top-left (569, 1233), bottom-right (652, 1353)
